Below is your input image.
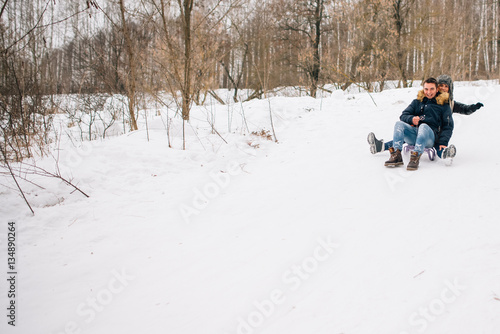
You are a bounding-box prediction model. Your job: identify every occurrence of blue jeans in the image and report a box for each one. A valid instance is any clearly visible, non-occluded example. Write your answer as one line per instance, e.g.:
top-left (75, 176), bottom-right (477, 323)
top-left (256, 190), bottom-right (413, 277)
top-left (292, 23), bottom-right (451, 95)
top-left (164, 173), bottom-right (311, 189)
top-left (384, 141), bottom-right (392, 151)
top-left (436, 148), bottom-right (446, 159)
top-left (392, 121), bottom-right (435, 155)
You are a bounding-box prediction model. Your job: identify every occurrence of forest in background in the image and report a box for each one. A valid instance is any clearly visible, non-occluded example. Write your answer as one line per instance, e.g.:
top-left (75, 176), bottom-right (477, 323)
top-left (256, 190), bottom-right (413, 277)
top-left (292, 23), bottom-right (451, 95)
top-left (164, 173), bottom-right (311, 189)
top-left (1, 0), bottom-right (499, 160)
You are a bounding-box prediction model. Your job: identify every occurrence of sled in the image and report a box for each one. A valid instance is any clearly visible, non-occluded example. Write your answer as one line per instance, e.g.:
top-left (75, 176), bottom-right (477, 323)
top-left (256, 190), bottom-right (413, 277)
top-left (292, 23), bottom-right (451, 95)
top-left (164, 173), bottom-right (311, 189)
top-left (403, 144), bottom-right (437, 161)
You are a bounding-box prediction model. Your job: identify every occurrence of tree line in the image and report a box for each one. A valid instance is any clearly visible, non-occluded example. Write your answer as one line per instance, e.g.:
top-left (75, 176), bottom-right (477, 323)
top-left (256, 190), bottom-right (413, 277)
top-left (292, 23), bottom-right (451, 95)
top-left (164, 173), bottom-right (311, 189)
top-left (1, 0), bottom-right (499, 158)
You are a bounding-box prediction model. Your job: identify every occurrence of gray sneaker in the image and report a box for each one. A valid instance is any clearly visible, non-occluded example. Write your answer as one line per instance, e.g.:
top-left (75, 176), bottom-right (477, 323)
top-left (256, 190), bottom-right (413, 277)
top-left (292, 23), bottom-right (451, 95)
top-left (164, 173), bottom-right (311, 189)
top-left (367, 132), bottom-right (384, 154)
top-left (442, 144), bottom-right (456, 159)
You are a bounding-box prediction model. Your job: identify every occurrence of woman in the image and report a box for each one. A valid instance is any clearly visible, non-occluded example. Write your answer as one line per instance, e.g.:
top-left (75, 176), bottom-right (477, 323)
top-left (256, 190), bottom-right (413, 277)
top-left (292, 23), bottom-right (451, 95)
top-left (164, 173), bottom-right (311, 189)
top-left (436, 74), bottom-right (483, 115)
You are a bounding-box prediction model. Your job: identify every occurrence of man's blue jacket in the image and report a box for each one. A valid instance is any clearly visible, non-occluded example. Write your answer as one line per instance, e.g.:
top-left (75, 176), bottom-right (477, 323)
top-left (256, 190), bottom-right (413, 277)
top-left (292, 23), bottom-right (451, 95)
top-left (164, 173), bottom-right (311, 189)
top-left (399, 91), bottom-right (454, 147)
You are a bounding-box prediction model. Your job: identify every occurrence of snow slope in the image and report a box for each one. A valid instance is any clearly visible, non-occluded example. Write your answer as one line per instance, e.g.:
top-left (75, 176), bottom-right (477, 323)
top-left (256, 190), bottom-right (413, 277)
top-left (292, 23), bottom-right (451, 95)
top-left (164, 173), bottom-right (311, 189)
top-left (1, 81), bottom-right (500, 334)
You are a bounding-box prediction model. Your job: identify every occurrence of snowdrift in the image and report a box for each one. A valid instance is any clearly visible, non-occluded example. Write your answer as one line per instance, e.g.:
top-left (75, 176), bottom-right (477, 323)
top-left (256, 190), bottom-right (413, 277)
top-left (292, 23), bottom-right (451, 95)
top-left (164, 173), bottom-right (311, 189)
top-left (1, 81), bottom-right (500, 334)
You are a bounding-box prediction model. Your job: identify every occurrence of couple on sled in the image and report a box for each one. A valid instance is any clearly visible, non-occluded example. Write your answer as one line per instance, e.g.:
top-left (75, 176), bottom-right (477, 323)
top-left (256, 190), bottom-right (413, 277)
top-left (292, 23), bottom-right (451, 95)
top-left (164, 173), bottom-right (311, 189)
top-left (368, 75), bottom-right (484, 170)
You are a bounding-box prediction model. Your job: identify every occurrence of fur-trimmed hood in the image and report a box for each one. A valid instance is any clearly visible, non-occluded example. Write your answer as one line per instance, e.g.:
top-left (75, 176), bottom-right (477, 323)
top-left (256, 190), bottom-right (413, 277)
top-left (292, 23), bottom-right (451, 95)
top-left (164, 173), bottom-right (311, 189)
top-left (417, 90), bottom-right (449, 105)
top-left (437, 74), bottom-right (454, 101)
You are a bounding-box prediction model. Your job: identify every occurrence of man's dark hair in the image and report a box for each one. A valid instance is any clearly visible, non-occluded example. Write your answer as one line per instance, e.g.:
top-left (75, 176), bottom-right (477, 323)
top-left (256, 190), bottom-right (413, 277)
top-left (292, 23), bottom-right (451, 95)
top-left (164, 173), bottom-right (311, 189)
top-left (423, 77), bottom-right (438, 88)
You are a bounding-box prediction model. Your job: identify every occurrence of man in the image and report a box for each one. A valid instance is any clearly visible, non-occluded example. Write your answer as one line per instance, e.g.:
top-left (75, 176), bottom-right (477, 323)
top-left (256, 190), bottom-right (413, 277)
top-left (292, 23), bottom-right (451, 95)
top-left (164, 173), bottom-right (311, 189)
top-left (368, 75), bottom-right (483, 158)
top-left (384, 77), bottom-right (453, 170)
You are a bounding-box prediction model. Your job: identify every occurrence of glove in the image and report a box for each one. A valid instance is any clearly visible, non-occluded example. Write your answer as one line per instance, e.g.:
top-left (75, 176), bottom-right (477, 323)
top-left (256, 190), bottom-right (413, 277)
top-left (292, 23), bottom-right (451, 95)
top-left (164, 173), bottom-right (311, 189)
top-left (472, 102), bottom-right (484, 112)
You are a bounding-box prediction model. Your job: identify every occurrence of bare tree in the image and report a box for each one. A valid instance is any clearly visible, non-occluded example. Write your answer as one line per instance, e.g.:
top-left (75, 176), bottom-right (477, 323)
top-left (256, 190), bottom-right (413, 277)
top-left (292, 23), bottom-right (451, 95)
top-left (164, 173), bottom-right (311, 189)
top-left (276, 0), bottom-right (331, 97)
top-left (118, 0), bottom-right (139, 131)
top-left (390, 0), bottom-right (413, 87)
top-left (151, 0), bottom-right (237, 148)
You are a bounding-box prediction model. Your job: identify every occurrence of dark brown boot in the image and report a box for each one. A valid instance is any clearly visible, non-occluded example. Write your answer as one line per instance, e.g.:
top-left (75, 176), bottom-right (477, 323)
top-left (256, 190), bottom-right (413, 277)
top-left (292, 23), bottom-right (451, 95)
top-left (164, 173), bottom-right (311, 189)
top-left (407, 151), bottom-right (421, 170)
top-left (384, 147), bottom-right (403, 167)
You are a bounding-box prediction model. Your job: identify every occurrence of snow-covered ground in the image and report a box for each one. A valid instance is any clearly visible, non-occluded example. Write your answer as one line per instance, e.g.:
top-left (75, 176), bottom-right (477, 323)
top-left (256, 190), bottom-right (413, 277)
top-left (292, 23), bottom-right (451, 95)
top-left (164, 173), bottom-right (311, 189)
top-left (1, 81), bottom-right (500, 334)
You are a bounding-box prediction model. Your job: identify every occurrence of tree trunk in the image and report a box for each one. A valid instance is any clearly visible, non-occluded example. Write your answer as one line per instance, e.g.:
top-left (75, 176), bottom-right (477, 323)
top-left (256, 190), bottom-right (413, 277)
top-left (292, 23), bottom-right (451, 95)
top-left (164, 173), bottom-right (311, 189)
top-left (310, 0), bottom-right (322, 98)
top-left (180, 0), bottom-right (193, 122)
top-left (393, 0), bottom-right (408, 87)
top-left (119, 0), bottom-right (138, 131)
